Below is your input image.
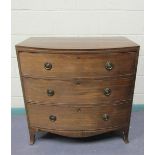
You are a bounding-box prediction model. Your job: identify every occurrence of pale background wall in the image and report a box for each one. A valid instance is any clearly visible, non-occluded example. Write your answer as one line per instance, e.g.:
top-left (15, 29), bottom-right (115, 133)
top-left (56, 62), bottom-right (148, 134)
top-left (11, 0), bottom-right (144, 107)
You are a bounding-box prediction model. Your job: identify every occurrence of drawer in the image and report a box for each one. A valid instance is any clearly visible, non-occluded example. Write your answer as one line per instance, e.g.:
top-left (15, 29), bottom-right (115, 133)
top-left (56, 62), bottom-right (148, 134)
top-left (28, 103), bottom-right (131, 131)
top-left (23, 77), bottom-right (134, 104)
top-left (19, 52), bottom-right (137, 78)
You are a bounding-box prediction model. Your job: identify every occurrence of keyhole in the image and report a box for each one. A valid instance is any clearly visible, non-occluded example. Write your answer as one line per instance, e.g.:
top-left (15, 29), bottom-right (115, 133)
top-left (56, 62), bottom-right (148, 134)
top-left (77, 108), bottom-right (81, 112)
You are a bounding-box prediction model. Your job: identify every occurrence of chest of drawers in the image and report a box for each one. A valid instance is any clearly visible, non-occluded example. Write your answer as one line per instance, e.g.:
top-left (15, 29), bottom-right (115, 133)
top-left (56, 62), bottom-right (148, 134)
top-left (16, 37), bottom-right (139, 144)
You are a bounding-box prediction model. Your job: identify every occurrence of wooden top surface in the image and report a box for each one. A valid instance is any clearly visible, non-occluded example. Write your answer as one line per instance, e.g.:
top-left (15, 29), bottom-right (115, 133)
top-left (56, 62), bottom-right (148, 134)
top-left (16, 37), bottom-right (139, 50)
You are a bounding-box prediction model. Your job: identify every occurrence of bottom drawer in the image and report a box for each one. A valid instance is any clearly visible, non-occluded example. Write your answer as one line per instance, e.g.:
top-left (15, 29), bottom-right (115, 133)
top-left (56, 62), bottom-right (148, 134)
top-left (27, 103), bottom-right (131, 131)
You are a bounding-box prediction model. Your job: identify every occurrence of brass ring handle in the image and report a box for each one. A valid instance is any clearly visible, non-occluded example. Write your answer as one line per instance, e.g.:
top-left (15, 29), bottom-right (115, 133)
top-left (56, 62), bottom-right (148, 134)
top-left (49, 115), bottom-right (56, 122)
top-left (47, 89), bottom-right (55, 96)
top-left (105, 61), bottom-right (113, 71)
top-left (103, 88), bottom-right (111, 96)
top-left (44, 62), bottom-right (52, 70)
top-left (102, 114), bottom-right (109, 121)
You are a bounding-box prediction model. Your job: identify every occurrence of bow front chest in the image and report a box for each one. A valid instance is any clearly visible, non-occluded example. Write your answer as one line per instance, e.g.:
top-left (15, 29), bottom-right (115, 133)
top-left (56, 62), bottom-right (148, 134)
top-left (16, 37), bottom-right (139, 144)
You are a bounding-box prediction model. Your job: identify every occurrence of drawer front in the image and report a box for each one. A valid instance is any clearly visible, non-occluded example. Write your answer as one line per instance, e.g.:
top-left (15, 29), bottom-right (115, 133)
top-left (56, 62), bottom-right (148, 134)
top-left (19, 52), bottom-right (137, 78)
top-left (23, 77), bottom-right (134, 104)
top-left (28, 103), bottom-right (131, 130)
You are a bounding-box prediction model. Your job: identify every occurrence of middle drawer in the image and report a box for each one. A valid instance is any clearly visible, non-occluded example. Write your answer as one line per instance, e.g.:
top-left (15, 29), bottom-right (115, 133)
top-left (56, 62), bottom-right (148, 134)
top-left (23, 77), bottom-right (134, 105)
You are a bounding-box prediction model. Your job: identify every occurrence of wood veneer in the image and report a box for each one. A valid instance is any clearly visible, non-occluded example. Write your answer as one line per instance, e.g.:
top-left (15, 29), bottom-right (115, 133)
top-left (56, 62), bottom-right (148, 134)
top-left (16, 37), bottom-right (139, 144)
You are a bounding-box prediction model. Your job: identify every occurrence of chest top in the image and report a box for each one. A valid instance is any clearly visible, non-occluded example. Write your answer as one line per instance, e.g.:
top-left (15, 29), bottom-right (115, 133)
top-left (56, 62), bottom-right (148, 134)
top-left (15, 37), bottom-right (139, 52)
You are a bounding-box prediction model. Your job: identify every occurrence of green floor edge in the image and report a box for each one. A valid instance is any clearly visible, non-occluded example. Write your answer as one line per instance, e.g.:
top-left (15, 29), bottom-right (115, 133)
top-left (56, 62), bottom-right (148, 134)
top-left (11, 104), bottom-right (144, 116)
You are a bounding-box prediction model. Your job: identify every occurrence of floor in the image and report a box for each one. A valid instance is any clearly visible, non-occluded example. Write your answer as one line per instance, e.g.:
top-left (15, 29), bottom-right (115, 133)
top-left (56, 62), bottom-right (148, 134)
top-left (11, 111), bottom-right (144, 155)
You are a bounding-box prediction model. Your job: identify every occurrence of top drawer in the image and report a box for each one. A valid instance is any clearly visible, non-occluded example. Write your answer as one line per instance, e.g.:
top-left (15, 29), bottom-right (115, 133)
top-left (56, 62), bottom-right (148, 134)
top-left (18, 52), bottom-right (137, 78)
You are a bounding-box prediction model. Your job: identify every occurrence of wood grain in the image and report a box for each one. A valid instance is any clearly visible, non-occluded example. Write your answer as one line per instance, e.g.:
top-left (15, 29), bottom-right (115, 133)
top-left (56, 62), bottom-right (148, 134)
top-left (15, 37), bottom-right (139, 144)
top-left (19, 52), bottom-right (137, 78)
top-left (23, 77), bottom-right (134, 105)
top-left (16, 37), bottom-right (139, 50)
top-left (27, 103), bottom-right (131, 131)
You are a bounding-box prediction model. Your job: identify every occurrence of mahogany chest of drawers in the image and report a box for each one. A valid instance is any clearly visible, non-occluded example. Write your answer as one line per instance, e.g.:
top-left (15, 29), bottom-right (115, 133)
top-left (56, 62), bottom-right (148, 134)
top-left (16, 37), bottom-right (139, 144)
